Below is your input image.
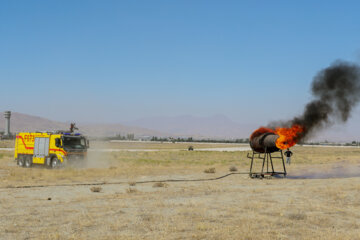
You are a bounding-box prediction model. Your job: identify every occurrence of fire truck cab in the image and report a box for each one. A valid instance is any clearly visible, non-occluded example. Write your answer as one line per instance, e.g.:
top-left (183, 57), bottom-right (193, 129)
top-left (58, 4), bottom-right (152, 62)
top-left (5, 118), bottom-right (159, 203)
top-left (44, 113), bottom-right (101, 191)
top-left (14, 131), bottom-right (89, 168)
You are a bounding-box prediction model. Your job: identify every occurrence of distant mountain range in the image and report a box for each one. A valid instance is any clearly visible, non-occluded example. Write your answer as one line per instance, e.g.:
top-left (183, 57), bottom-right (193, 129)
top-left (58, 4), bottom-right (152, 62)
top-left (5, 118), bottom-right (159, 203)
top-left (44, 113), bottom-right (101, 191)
top-left (0, 112), bottom-right (358, 141)
top-left (0, 112), bottom-right (165, 138)
top-left (0, 112), bottom-right (255, 139)
top-left (125, 114), bottom-right (257, 138)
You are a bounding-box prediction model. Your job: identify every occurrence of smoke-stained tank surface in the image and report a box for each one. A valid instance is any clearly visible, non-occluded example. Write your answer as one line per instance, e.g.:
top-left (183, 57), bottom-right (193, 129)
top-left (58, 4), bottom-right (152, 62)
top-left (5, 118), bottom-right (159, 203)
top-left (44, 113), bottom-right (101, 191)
top-left (250, 128), bottom-right (280, 153)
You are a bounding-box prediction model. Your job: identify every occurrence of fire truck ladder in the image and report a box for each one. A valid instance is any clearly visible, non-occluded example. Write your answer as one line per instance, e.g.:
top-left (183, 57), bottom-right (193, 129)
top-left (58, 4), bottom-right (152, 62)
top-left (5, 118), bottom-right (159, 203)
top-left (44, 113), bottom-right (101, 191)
top-left (247, 149), bottom-right (287, 178)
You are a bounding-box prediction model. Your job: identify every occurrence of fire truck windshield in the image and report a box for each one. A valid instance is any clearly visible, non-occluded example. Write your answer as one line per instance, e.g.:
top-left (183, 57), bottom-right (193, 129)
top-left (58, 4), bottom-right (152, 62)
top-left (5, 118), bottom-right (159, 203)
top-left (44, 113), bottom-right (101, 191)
top-left (62, 136), bottom-right (86, 149)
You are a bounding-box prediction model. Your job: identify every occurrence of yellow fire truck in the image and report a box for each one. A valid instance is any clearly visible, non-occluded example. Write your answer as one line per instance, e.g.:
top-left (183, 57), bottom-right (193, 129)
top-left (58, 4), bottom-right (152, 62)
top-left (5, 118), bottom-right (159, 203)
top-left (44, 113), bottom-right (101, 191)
top-left (14, 131), bottom-right (89, 168)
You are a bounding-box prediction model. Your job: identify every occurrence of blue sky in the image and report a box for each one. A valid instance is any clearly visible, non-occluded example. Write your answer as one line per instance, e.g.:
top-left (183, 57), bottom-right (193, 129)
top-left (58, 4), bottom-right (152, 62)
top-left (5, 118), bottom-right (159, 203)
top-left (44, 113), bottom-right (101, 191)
top-left (1, 0), bottom-right (360, 125)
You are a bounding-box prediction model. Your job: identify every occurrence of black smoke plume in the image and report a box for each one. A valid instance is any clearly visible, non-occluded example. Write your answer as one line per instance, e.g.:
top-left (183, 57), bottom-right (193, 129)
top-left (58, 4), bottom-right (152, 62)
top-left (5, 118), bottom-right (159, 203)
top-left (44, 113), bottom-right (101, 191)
top-left (270, 60), bottom-right (360, 140)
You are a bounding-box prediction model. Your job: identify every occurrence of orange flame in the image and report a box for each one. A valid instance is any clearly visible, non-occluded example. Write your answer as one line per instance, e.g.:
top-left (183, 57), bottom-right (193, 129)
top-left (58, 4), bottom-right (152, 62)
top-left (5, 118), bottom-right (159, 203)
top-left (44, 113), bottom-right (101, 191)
top-left (275, 125), bottom-right (304, 149)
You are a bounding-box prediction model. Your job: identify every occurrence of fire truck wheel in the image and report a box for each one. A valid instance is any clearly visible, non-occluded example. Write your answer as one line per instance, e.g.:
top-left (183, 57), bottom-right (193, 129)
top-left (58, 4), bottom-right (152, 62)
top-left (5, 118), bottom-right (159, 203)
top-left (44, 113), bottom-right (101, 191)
top-left (50, 158), bottom-right (59, 169)
top-left (24, 157), bottom-right (32, 168)
top-left (18, 157), bottom-right (25, 167)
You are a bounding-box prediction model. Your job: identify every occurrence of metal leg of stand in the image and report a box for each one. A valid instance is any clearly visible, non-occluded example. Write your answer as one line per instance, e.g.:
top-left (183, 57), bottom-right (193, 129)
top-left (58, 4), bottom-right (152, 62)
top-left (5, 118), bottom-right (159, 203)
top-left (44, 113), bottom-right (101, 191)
top-left (249, 151), bottom-right (254, 176)
top-left (248, 150), bottom-right (289, 178)
top-left (281, 150), bottom-right (287, 176)
top-left (261, 149), bottom-right (266, 175)
top-left (270, 153), bottom-right (275, 173)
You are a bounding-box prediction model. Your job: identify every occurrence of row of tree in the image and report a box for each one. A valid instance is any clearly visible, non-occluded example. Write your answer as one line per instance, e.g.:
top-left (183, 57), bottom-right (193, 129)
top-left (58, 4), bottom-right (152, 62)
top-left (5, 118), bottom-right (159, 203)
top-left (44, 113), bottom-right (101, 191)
top-left (103, 133), bottom-right (135, 141)
top-left (101, 134), bottom-right (359, 146)
top-left (304, 141), bottom-right (360, 146)
top-left (150, 136), bottom-right (250, 143)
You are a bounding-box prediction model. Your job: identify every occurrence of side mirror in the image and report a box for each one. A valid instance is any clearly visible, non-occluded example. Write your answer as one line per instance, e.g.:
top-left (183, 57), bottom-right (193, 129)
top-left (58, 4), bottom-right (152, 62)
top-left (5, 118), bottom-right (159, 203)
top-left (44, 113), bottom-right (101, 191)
top-left (55, 138), bottom-right (61, 148)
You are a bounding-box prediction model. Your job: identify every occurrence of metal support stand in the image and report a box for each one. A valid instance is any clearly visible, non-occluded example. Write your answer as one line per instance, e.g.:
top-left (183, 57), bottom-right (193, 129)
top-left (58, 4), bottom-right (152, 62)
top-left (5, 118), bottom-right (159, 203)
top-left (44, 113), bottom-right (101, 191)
top-left (247, 150), bottom-right (287, 178)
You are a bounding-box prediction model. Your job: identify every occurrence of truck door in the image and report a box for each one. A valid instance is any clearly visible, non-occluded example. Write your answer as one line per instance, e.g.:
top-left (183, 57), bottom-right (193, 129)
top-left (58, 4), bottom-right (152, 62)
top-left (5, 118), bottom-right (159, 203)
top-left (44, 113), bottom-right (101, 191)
top-left (33, 137), bottom-right (50, 164)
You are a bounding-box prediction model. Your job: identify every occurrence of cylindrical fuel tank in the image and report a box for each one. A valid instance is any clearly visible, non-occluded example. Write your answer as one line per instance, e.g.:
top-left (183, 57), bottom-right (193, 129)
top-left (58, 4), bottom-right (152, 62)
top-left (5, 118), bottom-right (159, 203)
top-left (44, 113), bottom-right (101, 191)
top-left (250, 132), bottom-right (279, 153)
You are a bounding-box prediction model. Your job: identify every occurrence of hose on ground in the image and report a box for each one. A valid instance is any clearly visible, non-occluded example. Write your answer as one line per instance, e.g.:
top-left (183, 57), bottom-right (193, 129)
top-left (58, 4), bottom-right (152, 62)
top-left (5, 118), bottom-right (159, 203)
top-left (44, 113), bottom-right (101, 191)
top-left (0, 172), bottom-right (250, 189)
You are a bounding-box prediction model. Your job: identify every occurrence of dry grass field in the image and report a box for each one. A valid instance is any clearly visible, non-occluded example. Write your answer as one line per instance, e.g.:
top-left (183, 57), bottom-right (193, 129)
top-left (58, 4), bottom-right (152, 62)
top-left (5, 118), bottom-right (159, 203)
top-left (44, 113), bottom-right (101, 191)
top-left (0, 142), bottom-right (359, 239)
top-left (0, 140), bottom-right (13, 148)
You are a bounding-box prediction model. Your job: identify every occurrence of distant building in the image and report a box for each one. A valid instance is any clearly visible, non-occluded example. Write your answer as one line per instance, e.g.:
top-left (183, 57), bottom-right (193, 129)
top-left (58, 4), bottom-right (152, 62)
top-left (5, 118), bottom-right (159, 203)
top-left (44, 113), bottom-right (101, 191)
top-left (2, 111), bottom-right (14, 139)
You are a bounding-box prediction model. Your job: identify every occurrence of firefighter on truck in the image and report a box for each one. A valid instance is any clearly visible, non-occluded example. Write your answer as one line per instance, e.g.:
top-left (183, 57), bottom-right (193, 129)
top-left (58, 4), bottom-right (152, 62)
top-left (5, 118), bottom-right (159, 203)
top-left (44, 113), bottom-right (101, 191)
top-left (14, 124), bottom-right (89, 168)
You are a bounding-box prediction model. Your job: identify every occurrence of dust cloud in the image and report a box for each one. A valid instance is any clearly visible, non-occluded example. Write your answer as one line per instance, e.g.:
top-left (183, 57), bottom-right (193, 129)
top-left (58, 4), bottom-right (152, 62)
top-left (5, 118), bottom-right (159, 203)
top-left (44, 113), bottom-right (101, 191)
top-left (288, 163), bottom-right (360, 179)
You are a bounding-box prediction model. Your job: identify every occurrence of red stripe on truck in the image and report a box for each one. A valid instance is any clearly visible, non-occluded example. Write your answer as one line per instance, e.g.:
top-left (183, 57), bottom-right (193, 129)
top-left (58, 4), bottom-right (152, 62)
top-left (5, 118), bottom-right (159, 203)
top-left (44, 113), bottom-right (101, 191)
top-left (16, 136), bottom-right (34, 150)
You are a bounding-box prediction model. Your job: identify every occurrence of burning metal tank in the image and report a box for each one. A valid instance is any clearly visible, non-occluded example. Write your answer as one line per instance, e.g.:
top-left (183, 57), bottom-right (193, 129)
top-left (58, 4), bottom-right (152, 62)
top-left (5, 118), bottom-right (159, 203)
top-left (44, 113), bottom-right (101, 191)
top-left (250, 132), bottom-right (280, 153)
top-left (249, 125), bottom-right (303, 153)
top-left (248, 127), bottom-right (287, 178)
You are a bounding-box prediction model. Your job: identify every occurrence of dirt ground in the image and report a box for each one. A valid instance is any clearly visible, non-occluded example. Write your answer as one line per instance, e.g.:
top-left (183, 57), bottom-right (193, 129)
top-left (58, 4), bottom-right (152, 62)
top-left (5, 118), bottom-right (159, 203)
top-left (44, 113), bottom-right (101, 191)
top-left (0, 143), bottom-right (359, 240)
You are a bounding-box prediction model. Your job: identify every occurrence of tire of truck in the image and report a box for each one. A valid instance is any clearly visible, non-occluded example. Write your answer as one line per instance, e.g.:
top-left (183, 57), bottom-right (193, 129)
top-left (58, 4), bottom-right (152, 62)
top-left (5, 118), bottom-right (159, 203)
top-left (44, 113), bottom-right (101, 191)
top-left (25, 156), bottom-right (33, 168)
top-left (50, 157), bottom-right (59, 169)
top-left (17, 156), bottom-right (25, 167)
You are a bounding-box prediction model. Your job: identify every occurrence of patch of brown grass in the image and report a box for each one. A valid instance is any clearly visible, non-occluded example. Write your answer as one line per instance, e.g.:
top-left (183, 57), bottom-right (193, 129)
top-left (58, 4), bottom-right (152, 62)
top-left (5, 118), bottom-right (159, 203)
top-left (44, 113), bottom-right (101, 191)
top-left (128, 181), bottom-right (136, 186)
top-left (126, 187), bottom-right (138, 193)
top-left (153, 182), bottom-right (168, 188)
top-left (90, 186), bottom-right (102, 192)
top-left (229, 166), bottom-right (238, 172)
top-left (287, 212), bottom-right (307, 220)
top-left (204, 167), bottom-right (216, 173)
